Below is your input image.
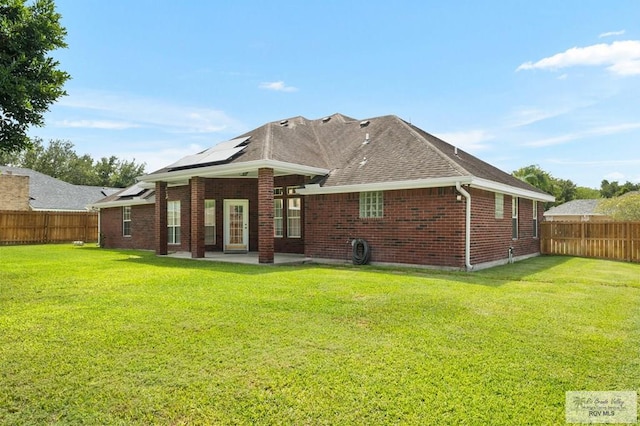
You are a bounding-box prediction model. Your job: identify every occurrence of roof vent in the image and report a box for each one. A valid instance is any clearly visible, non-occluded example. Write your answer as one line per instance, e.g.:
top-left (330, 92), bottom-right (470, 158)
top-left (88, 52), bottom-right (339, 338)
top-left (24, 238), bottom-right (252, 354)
top-left (322, 116), bottom-right (331, 123)
top-left (279, 120), bottom-right (289, 127)
top-left (359, 157), bottom-right (367, 167)
top-left (454, 146), bottom-right (458, 156)
top-left (362, 133), bottom-right (370, 145)
top-left (359, 120), bottom-right (370, 127)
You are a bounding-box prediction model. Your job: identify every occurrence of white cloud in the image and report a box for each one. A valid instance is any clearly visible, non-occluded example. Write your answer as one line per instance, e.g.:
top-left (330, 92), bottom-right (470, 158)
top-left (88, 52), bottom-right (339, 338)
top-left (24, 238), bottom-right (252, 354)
top-left (258, 81), bottom-right (298, 92)
top-left (57, 89), bottom-right (243, 134)
top-left (116, 144), bottom-right (205, 174)
top-left (506, 107), bottom-right (570, 128)
top-left (604, 171), bottom-right (626, 181)
top-left (516, 40), bottom-right (640, 76)
top-left (524, 122), bottom-right (640, 147)
top-left (54, 119), bottom-right (140, 130)
top-left (434, 129), bottom-right (494, 151)
top-left (599, 30), bottom-right (625, 38)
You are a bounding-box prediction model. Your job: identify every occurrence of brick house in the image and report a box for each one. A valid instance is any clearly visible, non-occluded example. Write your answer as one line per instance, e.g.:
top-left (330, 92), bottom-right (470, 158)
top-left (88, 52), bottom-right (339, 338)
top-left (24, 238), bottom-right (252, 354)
top-left (90, 114), bottom-right (554, 270)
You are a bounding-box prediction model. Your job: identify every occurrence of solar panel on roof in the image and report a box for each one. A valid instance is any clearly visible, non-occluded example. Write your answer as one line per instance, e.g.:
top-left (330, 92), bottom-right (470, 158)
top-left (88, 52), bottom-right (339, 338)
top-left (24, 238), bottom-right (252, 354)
top-left (118, 184), bottom-right (146, 197)
top-left (167, 136), bottom-right (251, 170)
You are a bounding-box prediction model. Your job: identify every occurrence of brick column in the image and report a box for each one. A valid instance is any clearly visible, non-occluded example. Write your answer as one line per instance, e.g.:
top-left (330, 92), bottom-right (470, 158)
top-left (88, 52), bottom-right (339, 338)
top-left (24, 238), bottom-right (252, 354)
top-left (190, 177), bottom-right (205, 258)
top-left (258, 168), bottom-right (274, 263)
top-left (155, 181), bottom-right (168, 255)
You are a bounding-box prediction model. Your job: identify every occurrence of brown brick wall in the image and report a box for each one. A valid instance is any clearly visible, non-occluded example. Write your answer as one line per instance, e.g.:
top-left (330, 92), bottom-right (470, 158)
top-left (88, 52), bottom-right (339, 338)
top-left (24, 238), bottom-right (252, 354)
top-left (0, 174), bottom-right (30, 211)
top-left (100, 204), bottom-right (155, 250)
top-left (304, 187), bottom-right (467, 267)
top-left (304, 186), bottom-right (542, 268)
top-left (99, 179), bottom-right (543, 267)
top-left (469, 189), bottom-right (542, 265)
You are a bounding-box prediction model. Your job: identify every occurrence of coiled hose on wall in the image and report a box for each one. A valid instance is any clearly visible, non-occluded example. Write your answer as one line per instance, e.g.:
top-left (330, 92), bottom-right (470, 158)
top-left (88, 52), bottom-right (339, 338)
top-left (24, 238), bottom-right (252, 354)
top-left (352, 238), bottom-right (371, 265)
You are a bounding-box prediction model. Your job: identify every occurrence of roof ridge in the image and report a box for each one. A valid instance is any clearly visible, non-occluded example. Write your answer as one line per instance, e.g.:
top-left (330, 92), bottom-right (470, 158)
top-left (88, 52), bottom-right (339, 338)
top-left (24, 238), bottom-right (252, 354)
top-left (309, 116), bottom-right (331, 166)
top-left (263, 122), bottom-right (273, 160)
top-left (395, 117), bottom-right (470, 177)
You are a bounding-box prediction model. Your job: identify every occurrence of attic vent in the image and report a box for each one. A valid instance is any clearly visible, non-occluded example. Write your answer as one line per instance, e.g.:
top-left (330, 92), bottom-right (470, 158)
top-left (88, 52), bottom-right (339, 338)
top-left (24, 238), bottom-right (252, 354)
top-left (279, 120), bottom-right (289, 127)
top-left (322, 116), bottom-right (331, 123)
top-left (359, 120), bottom-right (370, 127)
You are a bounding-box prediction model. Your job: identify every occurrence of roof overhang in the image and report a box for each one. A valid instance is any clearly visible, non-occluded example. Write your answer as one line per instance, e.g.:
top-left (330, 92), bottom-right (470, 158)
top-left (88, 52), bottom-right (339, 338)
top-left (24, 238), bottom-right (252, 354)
top-left (296, 176), bottom-right (474, 195)
top-left (469, 177), bottom-right (555, 202)
top-left (297, 175), bottom-right (555, 202)
top-left (138, 160), bottom-right (330, 185)
top-left (86, 197), bottom-right (155, 211)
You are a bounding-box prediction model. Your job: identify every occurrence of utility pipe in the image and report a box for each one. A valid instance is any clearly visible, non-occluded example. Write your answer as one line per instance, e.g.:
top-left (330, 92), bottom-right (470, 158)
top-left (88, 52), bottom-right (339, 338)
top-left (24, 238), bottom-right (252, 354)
top-left (456, 182), bottom-right (473, 271)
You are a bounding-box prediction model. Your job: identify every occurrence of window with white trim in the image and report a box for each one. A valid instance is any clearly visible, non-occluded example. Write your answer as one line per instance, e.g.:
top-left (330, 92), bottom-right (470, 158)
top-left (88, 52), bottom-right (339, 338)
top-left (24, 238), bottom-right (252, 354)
top-left (532, 200), bottom-right (538, 238)
top-left (122, 206), bottom-right (131, 237)
top-left (168, 201), bottom-right (181, 245)
top-left (495, 193), bottom-right (504, 219)
top-left (360, 191), bottom-right (383, 218)
top-left (512, 197), bottom-right (518, 240)
top-left (274, 198), bottom-right (283, 237)
top-left (287, 197), bottom-right (301, 238)
top-left (205, 199), bottom-right (215, 245)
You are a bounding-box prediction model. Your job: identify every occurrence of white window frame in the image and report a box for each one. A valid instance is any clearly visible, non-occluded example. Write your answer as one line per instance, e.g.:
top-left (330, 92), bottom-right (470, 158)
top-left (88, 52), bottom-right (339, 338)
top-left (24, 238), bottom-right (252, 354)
top-left (205, 199), bottom-right (215, 245)
top-left (512, 197), bottom-right (518, 240)
top-left (495, 193), bottom-right (504, 219)
top-left (274, 198), bottom-right (284, 237)
top-left (122, 206), bottom-right (131, 237)
top-left (532, 200), bottom-right (538, 239)
top-left (287, 197), bottom-right (301, 238)
top-left (360, 191), bottom-right (383, 218)
top-left (168, 200), bottom-right (181, 245)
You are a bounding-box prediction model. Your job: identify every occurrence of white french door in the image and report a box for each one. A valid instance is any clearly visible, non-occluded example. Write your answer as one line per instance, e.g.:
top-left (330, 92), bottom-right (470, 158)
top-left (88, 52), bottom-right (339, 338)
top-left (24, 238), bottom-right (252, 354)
top-left (223, 199), bottom-right (249, 252)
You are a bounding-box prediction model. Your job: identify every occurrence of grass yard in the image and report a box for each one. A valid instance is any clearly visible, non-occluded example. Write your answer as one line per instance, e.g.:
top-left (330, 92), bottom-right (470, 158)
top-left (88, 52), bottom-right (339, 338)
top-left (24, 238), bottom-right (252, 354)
top-left (0, 245), bottom-right (639, 425)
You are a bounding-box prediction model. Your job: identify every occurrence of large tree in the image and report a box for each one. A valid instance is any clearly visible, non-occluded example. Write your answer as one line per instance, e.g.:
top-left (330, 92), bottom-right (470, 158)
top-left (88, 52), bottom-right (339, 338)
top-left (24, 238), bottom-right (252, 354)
top-left (0, 0), bottom-right (70, 154)
top-left (0, 137), bottom-right (146, 187)
top-left (596, 193), bottom-right (640, 221)
top-left (512, 164), bottom-right (578, 207)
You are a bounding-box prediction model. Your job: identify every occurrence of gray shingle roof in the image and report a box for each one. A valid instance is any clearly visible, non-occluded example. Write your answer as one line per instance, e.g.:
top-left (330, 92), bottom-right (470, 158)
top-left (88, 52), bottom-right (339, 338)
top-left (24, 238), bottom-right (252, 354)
top-left (543, 199), bottom-right (603, 217)
top-left (0, 166), bottom-right (119, 211)
top-left (146, 113), bottom-right (549, 196)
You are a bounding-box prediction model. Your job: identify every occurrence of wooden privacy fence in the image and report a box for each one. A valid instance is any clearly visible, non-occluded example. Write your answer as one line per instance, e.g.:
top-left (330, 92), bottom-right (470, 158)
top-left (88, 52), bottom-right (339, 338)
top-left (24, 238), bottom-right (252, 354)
top-left (541, 221), bottom-right (640, 263)
top-left (0, 210), bottom-right (98, 245)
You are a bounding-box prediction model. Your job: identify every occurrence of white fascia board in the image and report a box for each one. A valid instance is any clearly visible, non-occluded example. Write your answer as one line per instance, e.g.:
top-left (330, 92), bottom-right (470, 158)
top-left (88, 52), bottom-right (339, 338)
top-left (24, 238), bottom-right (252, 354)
top-left (296, 176), bottom-right (474, 195)
top-left (86, 198), bottom-right (155, 210)
top-left (139, 160), bottom-right (330, 183)
top-left (470, 177), bottom-right (555, 202)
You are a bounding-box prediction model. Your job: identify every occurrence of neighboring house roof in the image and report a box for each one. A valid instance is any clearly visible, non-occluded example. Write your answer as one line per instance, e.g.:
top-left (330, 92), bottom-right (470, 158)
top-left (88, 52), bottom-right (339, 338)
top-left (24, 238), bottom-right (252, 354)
top-left (0, 166), bottom-right (119, 211)
top-left (112, 114), bottom-right (553, 204)
top-left (543, 199), bottom-right (604, 217)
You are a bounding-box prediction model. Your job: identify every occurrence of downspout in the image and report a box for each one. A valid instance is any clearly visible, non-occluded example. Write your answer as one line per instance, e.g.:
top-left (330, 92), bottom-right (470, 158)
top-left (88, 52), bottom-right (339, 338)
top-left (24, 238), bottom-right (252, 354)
top-left (455, 182), bottom-right (473, 271)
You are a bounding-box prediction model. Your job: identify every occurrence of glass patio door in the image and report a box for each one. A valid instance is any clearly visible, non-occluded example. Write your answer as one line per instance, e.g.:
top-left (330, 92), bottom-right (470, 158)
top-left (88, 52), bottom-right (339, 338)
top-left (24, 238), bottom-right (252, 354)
top-left (223, 199), bottom-right (249, 252)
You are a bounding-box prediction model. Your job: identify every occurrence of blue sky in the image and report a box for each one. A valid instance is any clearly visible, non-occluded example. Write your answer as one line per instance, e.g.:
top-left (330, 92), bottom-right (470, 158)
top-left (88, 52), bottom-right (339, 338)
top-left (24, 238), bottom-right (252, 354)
top-left (33, 0), bottom-right (640, 189)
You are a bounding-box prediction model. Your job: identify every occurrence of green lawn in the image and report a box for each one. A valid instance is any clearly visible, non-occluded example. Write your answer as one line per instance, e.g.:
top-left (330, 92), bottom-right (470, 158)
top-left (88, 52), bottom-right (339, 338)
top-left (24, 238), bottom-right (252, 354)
top-left (1, 245), bottom-right (638, 425)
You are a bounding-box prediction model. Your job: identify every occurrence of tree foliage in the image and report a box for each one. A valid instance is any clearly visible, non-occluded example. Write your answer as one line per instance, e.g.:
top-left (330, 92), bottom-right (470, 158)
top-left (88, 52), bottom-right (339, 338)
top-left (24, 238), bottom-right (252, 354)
top-left (600, 179), bottom-right (640, 198)
top-left (0, 137), bottom-right (146, 187)
top-left (595, 193), bottom-right (640, 221)
top-left (512, 164), bottom-right (577, 207)
top-left (0, 0), bottom-right (70, 154)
